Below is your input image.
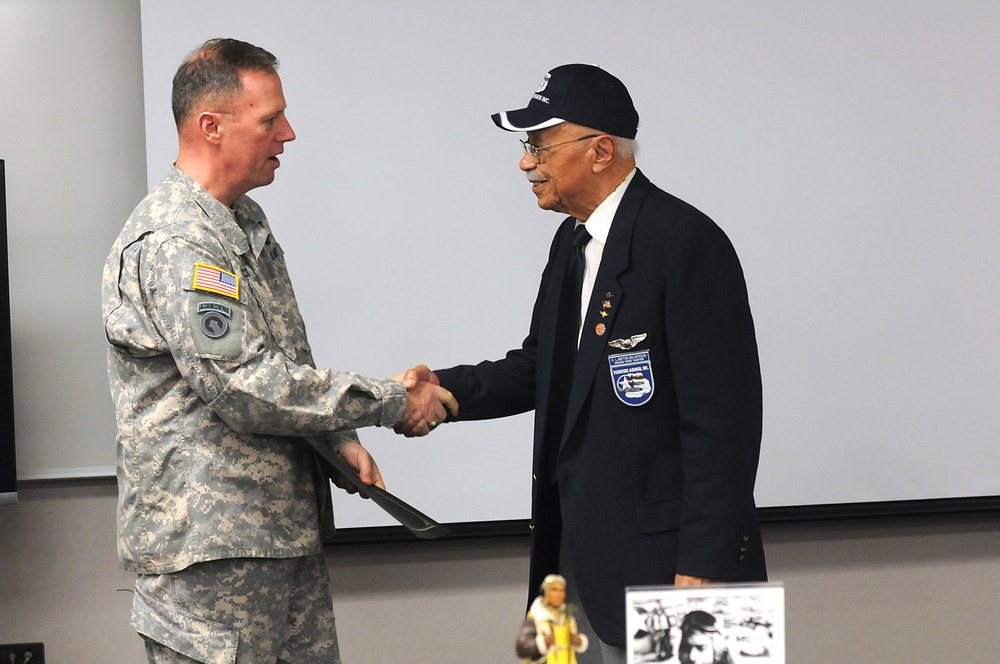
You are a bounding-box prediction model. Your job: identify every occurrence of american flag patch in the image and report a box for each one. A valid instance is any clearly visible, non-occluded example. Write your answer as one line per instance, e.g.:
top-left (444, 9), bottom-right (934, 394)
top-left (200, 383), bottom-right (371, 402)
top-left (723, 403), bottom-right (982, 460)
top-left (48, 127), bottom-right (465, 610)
top-left (192, 263), bottom-right (240, 300)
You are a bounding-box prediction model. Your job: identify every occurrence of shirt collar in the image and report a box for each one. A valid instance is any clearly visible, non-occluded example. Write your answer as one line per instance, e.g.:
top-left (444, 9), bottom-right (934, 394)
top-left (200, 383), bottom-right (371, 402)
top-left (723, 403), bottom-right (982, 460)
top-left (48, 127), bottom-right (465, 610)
top-left (577, 167), bottom-right (637, 245)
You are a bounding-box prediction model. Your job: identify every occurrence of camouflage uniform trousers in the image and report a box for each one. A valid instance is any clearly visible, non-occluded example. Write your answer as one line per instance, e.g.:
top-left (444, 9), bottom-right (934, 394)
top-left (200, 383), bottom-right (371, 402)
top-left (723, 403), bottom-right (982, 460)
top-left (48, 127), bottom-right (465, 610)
top-left (133, 554), bottom-right (340, 664)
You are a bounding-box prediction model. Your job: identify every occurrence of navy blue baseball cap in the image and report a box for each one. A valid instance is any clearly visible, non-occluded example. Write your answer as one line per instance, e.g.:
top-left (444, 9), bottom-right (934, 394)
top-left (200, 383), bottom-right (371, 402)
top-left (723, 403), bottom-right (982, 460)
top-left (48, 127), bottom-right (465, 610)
top-left (492, 64), bottom-right (639, 139)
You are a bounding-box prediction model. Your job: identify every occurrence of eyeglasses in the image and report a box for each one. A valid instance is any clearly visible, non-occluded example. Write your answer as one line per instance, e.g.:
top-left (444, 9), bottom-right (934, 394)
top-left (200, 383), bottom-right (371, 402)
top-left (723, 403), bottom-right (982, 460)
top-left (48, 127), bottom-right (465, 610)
top-left (520, 134), bottom-right (601, 164)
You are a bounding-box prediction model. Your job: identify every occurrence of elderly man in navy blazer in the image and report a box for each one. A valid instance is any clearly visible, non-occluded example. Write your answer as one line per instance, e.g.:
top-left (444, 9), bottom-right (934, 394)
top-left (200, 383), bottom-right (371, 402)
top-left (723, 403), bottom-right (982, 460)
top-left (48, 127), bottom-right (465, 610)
top-left (428, 64), bottom-right (767, 663)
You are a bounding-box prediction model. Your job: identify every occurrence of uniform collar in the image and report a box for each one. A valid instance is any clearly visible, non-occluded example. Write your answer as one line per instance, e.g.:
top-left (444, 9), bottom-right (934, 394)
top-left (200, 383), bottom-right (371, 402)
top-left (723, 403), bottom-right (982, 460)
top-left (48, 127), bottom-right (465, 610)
top-left (168, 165), bottom-right (252, 256)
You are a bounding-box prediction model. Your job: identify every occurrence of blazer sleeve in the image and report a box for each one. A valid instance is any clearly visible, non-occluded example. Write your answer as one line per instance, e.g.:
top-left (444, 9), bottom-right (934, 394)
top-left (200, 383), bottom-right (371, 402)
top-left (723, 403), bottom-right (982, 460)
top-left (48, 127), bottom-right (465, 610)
top-left (660, 211), bottom-right (763, 580)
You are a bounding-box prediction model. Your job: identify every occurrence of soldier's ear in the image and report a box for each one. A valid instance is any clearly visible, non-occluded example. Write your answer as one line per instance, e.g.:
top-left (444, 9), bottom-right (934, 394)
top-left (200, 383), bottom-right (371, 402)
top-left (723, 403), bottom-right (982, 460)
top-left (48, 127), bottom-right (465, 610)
top-left (198, 111), bottom-right (224, 143)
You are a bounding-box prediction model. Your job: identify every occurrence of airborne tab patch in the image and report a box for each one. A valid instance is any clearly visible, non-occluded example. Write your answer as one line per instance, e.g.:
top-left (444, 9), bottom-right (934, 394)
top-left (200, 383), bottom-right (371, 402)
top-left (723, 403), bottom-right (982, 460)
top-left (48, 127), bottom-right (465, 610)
top-left (192, 263), bottom-right (240, 300)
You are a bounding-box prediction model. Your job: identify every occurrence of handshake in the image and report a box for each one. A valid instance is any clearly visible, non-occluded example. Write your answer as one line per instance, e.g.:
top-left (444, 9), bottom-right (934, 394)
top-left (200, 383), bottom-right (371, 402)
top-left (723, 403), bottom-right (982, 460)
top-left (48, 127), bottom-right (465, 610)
top-left (392, 365), bottom-right (458, 437)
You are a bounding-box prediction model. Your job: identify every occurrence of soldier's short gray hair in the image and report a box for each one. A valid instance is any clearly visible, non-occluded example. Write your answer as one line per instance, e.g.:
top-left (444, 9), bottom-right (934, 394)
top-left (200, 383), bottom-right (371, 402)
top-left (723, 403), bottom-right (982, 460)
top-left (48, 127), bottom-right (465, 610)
top-left (171, 38), bottom-right (279, 127)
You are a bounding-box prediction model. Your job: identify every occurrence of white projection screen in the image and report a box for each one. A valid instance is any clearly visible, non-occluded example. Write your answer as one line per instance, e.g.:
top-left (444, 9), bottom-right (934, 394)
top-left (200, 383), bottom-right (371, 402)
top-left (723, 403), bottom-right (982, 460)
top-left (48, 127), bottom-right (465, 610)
top-left (138, 1), bottom-right (1000, 537)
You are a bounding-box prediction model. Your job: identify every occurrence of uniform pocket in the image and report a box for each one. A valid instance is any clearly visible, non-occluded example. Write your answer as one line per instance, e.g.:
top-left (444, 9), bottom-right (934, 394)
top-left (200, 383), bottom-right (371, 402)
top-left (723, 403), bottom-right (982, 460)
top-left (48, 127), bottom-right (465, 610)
top-left (132, 588), bottom-right (239, 664)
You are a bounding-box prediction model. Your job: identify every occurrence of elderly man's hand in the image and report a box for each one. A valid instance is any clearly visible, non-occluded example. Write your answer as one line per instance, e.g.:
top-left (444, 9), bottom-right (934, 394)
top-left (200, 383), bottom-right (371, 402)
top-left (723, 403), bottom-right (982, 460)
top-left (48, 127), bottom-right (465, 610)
top-left (674, 574), bottom-right (722, 586)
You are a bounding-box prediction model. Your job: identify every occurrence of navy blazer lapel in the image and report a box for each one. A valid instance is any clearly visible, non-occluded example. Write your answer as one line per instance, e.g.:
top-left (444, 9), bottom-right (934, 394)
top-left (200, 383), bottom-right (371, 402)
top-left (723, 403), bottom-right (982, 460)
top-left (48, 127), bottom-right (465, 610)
top-left (562, 170), bottom-right (652, 443)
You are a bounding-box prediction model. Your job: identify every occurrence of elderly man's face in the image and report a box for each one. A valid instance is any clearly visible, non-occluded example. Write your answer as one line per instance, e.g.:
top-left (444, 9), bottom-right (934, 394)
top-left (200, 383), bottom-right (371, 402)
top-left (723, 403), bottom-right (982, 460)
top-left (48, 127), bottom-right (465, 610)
top-left (520, 124), bottom-right (599, 219)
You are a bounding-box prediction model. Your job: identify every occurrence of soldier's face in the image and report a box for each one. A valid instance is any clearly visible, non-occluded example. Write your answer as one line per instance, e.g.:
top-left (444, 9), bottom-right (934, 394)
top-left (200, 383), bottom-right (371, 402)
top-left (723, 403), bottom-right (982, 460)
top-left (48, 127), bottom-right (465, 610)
top-left (217, 69), bottom-right (295, 198)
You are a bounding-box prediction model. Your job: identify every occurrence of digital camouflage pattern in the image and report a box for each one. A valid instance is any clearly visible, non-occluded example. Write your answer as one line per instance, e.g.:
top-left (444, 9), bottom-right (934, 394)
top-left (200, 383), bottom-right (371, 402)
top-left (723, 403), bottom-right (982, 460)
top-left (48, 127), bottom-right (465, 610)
top-left (103, 167), bottom-right (406, 574)
top-left (134, 555), bottom-right (340, 664)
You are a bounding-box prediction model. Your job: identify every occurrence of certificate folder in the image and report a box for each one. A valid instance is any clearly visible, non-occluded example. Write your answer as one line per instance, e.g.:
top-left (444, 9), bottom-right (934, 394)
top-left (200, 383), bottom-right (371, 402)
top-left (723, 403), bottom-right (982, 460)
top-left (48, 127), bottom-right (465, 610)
top-left (308, 438), bottom-right (450, 540)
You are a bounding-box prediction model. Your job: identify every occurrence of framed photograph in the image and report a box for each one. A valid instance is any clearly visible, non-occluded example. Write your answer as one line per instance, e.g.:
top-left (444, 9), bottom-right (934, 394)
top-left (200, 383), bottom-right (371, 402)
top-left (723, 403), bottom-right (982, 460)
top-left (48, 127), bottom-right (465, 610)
top-left (625, 582), bottom-right (784, 664)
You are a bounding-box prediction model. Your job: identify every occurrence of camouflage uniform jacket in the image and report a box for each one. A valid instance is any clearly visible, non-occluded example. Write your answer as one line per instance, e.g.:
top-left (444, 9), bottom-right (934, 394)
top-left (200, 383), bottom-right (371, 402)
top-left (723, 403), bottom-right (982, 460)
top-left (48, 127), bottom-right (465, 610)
top-left (103, 166), bottom-right (406, 574)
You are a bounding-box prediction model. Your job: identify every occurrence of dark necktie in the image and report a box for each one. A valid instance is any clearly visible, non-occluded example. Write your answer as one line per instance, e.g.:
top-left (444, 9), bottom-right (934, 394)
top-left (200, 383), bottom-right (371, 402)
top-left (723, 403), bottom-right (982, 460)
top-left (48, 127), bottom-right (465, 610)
top-left (546, 223), bottom-right (591, 481)
top-left (567, 224), bottom-right (592, 336)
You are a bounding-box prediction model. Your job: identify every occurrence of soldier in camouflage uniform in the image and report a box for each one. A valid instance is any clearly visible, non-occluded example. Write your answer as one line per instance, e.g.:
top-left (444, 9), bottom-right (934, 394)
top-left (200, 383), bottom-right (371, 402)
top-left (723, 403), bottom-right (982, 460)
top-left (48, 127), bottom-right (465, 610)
top-left (102, 38), bottom-right (455, 664)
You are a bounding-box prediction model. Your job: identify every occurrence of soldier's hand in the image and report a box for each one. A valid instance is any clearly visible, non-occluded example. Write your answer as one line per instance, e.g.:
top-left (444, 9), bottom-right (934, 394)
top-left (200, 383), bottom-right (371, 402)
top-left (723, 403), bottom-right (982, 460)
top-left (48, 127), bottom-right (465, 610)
top-left (336, 441), bottom-right (385, 491)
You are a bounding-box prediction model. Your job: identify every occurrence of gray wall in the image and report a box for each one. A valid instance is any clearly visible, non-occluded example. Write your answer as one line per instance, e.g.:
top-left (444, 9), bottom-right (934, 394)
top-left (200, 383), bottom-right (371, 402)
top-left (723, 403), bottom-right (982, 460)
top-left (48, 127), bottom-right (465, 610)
top-left (137, 0), bottom-right (1000, 525)
top-left (1, 0), bottom-right (143, 479)
top-left (2, 2), bottom-right (999, 662)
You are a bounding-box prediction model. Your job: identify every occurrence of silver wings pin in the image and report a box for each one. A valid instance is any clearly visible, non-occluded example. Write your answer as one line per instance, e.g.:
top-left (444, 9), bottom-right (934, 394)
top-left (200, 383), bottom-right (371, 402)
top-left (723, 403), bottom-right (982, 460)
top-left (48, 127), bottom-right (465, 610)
top-left (608, 333), bottom-right (647, 350)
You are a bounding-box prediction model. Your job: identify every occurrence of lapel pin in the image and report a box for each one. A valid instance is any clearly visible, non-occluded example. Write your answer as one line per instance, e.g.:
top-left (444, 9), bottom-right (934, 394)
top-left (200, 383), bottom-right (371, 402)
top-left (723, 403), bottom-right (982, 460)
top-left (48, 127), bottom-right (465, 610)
top-left (608, 333), bottom-right (648, 350)
top-left (595, 323), bottom-right (607, 336)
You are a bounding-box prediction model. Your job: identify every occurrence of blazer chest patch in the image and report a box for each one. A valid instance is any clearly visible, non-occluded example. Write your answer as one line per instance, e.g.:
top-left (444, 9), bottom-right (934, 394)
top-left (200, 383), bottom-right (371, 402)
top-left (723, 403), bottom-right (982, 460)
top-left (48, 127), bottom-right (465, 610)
top-left (608, 350), bottom-right (655, 406)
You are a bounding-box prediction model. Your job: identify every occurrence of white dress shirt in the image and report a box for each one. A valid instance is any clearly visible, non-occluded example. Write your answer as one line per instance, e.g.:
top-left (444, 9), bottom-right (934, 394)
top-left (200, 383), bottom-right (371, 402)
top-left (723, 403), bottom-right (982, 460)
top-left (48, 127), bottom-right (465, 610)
top-left (574, 168), bottom-right (637, 345)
